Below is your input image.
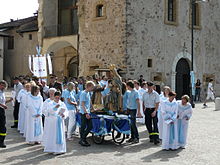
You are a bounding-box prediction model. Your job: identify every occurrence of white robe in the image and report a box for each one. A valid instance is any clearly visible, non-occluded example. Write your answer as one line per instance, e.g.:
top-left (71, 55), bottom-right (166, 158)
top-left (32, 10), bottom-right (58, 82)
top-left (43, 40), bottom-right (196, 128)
top-left (25, 94), bottom-right (43, 143)
top-left (177, 101), bottom-right (193, 148)
top-left (42, 98), bottom-right (54, 146)
top-left (23, 92), bottom-right (31, 138)
top-left (17, 89), bottom-right (28, 134)
top-left (161, 100), bottom-right (179, 150)
top-left (43, 100), bottom-right (67, 153)
top-left (158, 94), bottom-right (168, 139)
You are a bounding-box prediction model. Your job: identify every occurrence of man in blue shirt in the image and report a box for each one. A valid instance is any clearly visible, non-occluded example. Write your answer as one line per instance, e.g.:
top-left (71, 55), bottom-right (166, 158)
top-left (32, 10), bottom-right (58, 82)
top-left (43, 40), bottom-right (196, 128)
top-left (126, 80), bottom-right (142, 143)
top-left (79, 81), bottom-right (95, 147)
top-left (63, 82), bottom-right (78, 140)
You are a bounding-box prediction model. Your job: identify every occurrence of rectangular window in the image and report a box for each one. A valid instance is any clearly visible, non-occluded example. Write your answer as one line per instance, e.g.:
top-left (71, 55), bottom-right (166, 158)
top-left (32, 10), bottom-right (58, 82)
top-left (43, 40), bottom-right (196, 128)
top-left (96, 5), bottom-right (104, 17)
top-left (193, 3), bottom-right (200, 26)
top-left (8, 36), bottom-right (14, 50)
top-left (168, 0), bottom-right (174, 22)
top-left (165, 0), bottom-right (178, 25)
top-left (190, 3), bottom-right (201, 29)
top-left (148, 59), bottom-right (153, 68)
top-left (29, 34), bottom-right (32, 40)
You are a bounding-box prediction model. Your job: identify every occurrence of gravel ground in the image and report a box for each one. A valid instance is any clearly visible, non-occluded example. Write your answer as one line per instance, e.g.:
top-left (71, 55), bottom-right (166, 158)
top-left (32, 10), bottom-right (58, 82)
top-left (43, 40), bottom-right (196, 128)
top-left (0, 93), bottom-right (219, 165)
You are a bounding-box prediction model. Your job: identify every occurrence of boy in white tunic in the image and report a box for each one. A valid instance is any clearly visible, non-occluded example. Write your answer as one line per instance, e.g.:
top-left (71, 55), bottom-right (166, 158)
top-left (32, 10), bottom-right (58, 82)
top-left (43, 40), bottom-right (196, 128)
top-left (25, 85), bottom-right (43, 144)
top-left (17, 83), bottom-right (31, 134)
top-left (161, 91), bottom-right (179, 150)
top-left (43, 91), bottom-right (67, 155)
top-left (177, 95), bottom-right (192, 148)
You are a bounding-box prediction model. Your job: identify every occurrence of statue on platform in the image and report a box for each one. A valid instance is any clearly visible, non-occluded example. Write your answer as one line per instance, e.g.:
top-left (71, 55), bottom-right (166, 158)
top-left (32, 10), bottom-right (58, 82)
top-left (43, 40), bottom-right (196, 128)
top-left (103, 64), bottom-right (123, 112)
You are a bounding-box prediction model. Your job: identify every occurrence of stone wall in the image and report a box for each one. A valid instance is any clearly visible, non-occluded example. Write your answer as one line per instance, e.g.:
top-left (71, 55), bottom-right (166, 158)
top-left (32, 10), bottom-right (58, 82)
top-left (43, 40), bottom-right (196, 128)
top-left (77, 0), bottom-right (127, 76)
top-left (125, 0), bottom-right (220, 96)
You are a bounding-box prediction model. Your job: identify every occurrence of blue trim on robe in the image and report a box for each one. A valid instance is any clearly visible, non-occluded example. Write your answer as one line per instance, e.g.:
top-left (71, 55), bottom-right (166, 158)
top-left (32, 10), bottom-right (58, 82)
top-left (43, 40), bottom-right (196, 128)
top-left (56, 116), bottom-right (64, 144)
top-left (178, 119), bottom-right (185, 144)
top-left (169, 123), bottom-right (175, 144)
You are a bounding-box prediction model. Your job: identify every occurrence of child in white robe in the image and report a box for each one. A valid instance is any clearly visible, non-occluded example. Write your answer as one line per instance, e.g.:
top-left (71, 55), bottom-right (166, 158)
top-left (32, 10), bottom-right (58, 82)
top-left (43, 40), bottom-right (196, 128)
top-left (43, 91), bottom-right (67, 155)
top-left (42, 88), bottom-right (57, 146)
top-left (158, 86), bottom-right (171, 140)
top-left (17, 83), bottom-right (31, 134)
top-left (25, 85), bottom-right (43, 144)
top-left (161, 91), bottom-right (179, 150)
top-left (177, 95), bottom-right (193, 148)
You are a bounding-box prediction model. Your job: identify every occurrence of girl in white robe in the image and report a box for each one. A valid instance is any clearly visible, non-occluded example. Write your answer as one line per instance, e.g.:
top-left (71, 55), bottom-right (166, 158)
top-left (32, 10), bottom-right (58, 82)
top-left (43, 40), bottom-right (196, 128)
top-left (25, 85), bottom-right (43, 144)
top-left (43, 91), bottom-right (67, 155)
top-left (161, 91), bottom-right (179, 150)
top-left (17, 83), bottom-right (31, 134)
top-left (158, 86), bottom-right (171, 140)
top-left (42, 88), bottom-right (57, 146)
top-left (177, 95), bottom-right (193, 148)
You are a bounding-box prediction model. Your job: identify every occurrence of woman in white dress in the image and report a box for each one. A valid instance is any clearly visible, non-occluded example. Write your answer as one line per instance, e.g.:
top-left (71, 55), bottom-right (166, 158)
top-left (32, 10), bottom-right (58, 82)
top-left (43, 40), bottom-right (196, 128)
top-left (42, 88), bottom-right (56, 146)
top-left (158, 86), bottom-right (171, 140)
top-left (161, 91), bottom-right (179, 150)
top-left (177, 95), bottom-right (193, 149)
top-left (25, 85), bottom-right (43, 144)
top-left (17, 83), bottom-right (31, 134)
top-left (44, 91), bottom-right (67, 155)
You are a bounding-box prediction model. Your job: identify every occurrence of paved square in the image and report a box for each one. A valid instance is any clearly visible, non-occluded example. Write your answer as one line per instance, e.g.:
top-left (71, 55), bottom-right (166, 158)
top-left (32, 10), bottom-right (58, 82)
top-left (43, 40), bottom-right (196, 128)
top-left (0, 102), bottom-right (219, 165)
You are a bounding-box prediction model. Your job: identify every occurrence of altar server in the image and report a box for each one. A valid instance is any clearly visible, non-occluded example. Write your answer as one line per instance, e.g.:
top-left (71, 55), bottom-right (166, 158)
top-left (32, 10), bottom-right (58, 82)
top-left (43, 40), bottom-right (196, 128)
top-left (158, 86), bottom-right (171, 140)
top-left (161, 91), bottom-right (179, 150)
top-left (177, 95), bottom-right (193, 149)
top-left (25, 85), bottom-right (43, 144)
top-left (43, 91), bottom-right (67, 155)
top-left (42, 88), bottom-right (56, 146)
top-left (17, 83), bottom-right (31, 134)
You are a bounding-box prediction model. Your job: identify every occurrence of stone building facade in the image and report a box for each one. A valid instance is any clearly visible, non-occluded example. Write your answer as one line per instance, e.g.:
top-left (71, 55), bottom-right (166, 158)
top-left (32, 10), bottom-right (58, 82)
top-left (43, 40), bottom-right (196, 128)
top-left (38, 0), bottom-right (79, 78)
top-left (0, 17), bottom-right (38, 83)
top-left (0, 32), bottom-right (9, 80)
top-left (124, 0), bottom-right (220, 97)
top-left (38, 0), bottom-right (220, 97)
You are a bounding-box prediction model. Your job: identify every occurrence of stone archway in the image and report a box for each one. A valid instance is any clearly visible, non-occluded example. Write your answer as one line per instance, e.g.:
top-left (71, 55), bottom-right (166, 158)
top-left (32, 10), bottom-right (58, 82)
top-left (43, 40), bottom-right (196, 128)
top-left (67, 56), bottom-right (78, 77)
top-left (171, 52), bottom-right (197, 93)
top-left (175, 58), bottom-right (190, 99)
top-left (44, 40), bottom-right (78, 78)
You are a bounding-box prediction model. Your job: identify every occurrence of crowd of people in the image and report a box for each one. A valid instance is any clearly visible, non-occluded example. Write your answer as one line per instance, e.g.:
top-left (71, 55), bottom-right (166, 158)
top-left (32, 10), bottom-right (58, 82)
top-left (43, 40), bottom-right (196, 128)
top-left (0, 74), bottom-right (194, 154)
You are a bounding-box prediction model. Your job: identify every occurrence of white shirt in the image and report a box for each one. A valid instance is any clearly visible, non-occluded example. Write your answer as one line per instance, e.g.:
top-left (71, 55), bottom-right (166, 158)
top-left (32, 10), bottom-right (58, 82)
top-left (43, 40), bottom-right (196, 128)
top-left (14, 82), bottom-right (23, 100)
top-left (143, 90), bottom-right (160, 108)
top-left (0, 90), bottom-right (6, 109)
top-left (207, 82), bottom-right (213, 94)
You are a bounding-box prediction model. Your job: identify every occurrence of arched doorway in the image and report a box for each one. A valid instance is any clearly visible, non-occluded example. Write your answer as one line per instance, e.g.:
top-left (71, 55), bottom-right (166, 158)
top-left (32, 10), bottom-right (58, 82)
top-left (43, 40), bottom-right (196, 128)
top-left (175, 58), bottom-right (190, 99)
top-left (45, 41), bottom-right (78, 78)
top-left (68, 56), bottom-right (78, 78)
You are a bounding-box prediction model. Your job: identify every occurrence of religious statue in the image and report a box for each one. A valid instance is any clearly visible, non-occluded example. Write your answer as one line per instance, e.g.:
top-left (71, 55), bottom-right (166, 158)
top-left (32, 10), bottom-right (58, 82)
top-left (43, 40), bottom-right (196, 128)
top-left (103, 64), bottom-right (123, 112)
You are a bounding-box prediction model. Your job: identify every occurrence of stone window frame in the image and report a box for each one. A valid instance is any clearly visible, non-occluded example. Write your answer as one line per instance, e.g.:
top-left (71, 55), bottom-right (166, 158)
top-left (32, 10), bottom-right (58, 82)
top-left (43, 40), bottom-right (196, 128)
top-left (93, 0), bottom-right (107, 21)
top-left (189, 2), bottom-right (202, 30)
top-left (164, 0), bottom-right (179, 26)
